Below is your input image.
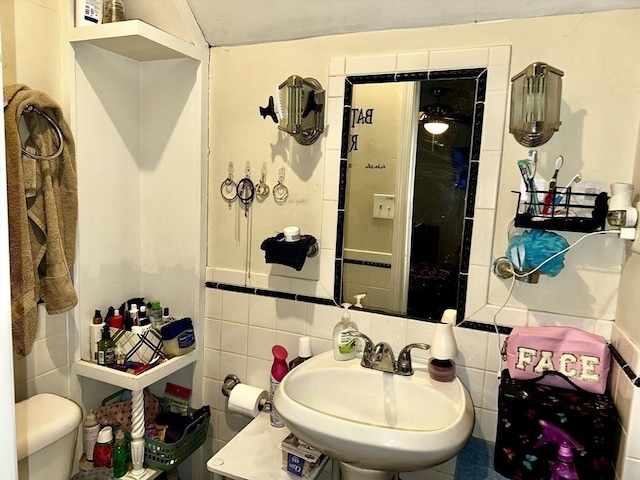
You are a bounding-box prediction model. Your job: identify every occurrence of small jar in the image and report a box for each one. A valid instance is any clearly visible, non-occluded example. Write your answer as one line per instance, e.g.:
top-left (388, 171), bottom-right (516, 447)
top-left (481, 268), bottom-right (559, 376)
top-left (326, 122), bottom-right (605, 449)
top-left (103, 0), bottom-right (125, 23)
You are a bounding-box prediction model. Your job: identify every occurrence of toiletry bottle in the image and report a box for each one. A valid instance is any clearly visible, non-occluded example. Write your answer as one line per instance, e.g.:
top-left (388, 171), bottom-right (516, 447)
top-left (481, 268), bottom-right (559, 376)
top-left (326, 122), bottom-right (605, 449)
top-left (82, 408), bottom-right (100, 462)
top-left (97, 324), bottom-right (116, 366)
top-left (150, 301), bottom-right (163, 329)
top-left (534, 420), bottom-right (583, 480)
top-left (92, 426), bottom-right (114, 468)
top-left (112, 428), bottom-right (128, 477)
top-left (115, 343), bottom-right (126, 366)
top-left (270, 345), bottom-right (289, 427)
top-left (123, 309), bottom-right (133, 331)
top-left (102, 0), bottom-right (125, 23)
top-left (110, 308), bottom-right (123, 329)
top-left (139, 305), bottom-right (149, 326)
top-left (289, 336), bottom-right (312, 370)
top-left (332, 303), bottom-right (358, 361)
top-left (75, 0), bottom-right (102, 27)
top-left (162, 307), bottom-right (171, 324)
top-left (89, 310), bottom-right (104, 363)
top-left (129, 304), bottom-right (139, 326)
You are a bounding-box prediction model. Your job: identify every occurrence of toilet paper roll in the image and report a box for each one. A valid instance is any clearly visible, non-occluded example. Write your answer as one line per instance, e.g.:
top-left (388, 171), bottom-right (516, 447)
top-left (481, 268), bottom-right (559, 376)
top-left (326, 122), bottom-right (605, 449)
top-left (227, 384), bottom-right (269, 418)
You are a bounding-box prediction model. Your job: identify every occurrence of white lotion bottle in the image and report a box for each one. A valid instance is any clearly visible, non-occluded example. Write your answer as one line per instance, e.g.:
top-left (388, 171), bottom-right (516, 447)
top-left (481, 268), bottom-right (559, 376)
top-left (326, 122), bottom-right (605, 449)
top-left (333, 303), bottom-right (358, 361)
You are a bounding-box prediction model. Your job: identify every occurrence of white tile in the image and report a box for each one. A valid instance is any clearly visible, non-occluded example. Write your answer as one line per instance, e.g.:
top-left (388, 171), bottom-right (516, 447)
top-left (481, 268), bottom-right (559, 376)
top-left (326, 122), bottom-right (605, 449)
top-left (217, 409), bottom-right (251, 442)
top-left (247, 326), bottom-right (277, 361)
top-left (305, 303), bottom-right (338, 340)
top-left (245, 357), bottom-right (271, 392)
top-left (482, 370), bottom-right (501, 411)
top-left (221, 291), bottom-right (250, 324)
top-left (396, 52), bottom-right (429, 72)
top-left (204, 347), bottom-right (220, 380)
top-left (486, 332), bottom-right (508, 374)
top-left (220, 321), bottom-right (248, 355)
top-left (276, 298), bottom-right (306, 334)
top-left (318, 248), bottom-right (336, 298)
top-left (218, 351), bottom-right (247, 383)
top-left (613, 325), bottom-right (640, 372)
top-left (325, 96), bottom-right (346, 151)
top-left (321, 200), bottom-right (338, 250)
top-left (616, 370), bottom-right (636, 434)
top-left (33, 332), bottom-right (68, 376)
top-left (472, 407), bottom-right (484, 438)
top-left (345, 54), bottom-right (396, 75)
top-left (622, 458), bottom-right (640, 480)
top-left (203, 377), bottom-right (220, 411)
top-left (329, 57), bottom-right (345, 77)
top-left (465, 266), bottom-right (489, 317)
top-left (469, 208), bottom-right (495, 267)
top-left (455, 326), bottom-right (488, 368)
top-left (327, 75), bottom-right (345, 98)
top-left (430, 47), bottom-right (489, 70)
top-left (211, 268), bottom-right (246, 285)
top-left (36, 306), bottom-right (67, 339)
top-left (370, 312), bottom-right (407, 353)
top-left (595, 320), bottom-right (614, 341)
top-left (248, 272), bottom-right (291, 294)
top-left (403, 468), bottom-right (453, 480)
top-left (31, 368), bottom-right (69, 398)
top-left (275, 331), bottom-right (303, 361)
top-left (480, 90), bottom-right (508, 151)
top-left (407, 320), bottom-right (437, 362)
top-left (432, 456), bottom-right (456, 475)
top-left (624, 383), bottom-right (640, 459)
top-left (310, 337), bottom-right (332, 355)
top-left (248, 295), bottom-right (277, 329)
top-left (468, 304), bottom-right (527, 328)
top-left (457, 365), bottom-right (485, 408)
top-left (528, 310), bottom-right (596, 331)
top-left (487, 64), bottom-right (510, 92)
top-left (322, 149), bottom-right (341, 201)
top-left (476, 150), bottom-right (502, 209)
top-left (489, 45), bottom-right (512, 66)
top-left (205, 288), bottom-right (222, 319)
top-left (204, 317), bottom-right (221, 350)
top-left (478, 408), bottom-right (498, 443)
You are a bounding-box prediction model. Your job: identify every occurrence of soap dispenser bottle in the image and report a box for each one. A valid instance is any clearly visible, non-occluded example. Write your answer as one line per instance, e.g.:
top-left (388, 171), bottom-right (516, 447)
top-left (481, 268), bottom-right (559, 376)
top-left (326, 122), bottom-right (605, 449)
top-left (333, 303), bottom-right (358, 361)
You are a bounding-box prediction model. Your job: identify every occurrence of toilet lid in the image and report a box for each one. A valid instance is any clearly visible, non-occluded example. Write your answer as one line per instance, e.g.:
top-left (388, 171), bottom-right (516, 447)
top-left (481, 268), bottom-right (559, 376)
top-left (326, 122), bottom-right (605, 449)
top-left (15, 393), bottom-right (82, 460)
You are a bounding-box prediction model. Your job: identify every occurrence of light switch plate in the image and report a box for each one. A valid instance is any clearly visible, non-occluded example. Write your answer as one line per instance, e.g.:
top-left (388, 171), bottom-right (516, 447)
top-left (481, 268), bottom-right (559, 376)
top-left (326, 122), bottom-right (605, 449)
top-left (373, 194), bottom-right (395, 219)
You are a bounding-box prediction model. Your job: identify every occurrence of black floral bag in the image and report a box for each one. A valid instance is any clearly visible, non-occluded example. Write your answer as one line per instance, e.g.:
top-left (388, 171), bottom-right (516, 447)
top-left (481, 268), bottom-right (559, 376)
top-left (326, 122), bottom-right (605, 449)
top-left (494, 369), bottom-right (619, 480)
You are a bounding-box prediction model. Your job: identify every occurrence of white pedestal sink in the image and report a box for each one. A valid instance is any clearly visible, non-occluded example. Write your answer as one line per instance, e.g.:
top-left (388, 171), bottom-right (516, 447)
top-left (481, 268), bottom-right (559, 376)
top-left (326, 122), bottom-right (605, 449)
top-left (274, 351), bottom-right (474, 479)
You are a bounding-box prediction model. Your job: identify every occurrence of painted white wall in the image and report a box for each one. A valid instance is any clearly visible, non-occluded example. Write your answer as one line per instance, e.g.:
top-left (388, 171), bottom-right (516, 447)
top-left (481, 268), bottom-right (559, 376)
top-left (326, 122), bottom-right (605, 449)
top-left (205, 9), bottom-right (640, 479)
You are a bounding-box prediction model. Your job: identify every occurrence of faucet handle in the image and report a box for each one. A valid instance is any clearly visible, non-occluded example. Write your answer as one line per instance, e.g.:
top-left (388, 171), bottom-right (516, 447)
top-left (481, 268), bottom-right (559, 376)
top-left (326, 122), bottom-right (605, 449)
top-left (397, 343), bottom-right (430, 375)
top-left (343, 331), bottom-right (375, 367)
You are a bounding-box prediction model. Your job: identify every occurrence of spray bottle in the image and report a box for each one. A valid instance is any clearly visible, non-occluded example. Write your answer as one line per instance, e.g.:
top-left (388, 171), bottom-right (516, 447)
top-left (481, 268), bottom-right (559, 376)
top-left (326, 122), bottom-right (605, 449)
top-left (535, 420), bottom-right (584, 480)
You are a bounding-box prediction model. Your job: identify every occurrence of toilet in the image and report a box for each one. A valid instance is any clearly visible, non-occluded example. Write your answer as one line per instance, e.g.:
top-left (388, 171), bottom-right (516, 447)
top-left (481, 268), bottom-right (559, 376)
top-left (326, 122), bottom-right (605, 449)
top-left (16, 393), bottom-right (82, 480)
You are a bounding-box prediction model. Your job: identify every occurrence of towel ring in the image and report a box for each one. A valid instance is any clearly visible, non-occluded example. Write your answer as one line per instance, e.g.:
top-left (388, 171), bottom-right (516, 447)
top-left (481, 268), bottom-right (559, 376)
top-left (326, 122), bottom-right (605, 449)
top-left (21, 105), bottom-right (64, 160)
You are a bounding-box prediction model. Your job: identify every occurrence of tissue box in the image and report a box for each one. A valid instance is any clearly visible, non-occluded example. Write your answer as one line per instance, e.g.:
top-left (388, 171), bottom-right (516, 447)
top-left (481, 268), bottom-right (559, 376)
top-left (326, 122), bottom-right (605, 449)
top-left (111, 326), bottom-right (164, 363)
top-left (280, 433), bottom-right (325, 477)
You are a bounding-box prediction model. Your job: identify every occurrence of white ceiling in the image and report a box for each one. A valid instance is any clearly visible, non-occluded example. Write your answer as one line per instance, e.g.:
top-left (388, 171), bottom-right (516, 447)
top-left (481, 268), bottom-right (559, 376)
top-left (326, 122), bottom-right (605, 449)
top-left (185, 0), bottom-right (639, 47)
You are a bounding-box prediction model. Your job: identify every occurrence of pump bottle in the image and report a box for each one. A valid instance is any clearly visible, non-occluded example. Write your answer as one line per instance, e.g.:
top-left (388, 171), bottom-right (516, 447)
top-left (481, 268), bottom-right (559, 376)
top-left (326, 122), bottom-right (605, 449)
top-left (332, 303), bottom-right (358, 360)
top-left (82, 408), bottom-right (100, 462)
top-left (97, 324), bottom-right (116, 366)
top-left (289, 336), bottom-right (312, 370)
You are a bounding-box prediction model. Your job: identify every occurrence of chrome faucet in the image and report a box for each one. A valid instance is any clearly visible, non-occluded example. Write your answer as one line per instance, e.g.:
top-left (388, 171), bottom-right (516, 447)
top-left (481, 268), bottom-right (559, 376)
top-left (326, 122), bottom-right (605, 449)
top-left (397, 343), bottom-right (430, 375)
top-left (344, 332), bottom-right (430, 376)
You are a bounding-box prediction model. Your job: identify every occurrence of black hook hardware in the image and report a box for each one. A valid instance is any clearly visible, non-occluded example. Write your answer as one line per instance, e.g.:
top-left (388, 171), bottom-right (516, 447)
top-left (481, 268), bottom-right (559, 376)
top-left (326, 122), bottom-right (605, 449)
top-left (259, 96), bottom-right (278, 123)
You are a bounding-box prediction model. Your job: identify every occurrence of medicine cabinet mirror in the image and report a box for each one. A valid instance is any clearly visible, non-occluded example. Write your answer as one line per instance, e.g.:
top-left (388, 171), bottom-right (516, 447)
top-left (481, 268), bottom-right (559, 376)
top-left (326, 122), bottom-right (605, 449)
top-left (337, 69), bottom-right (486, 322)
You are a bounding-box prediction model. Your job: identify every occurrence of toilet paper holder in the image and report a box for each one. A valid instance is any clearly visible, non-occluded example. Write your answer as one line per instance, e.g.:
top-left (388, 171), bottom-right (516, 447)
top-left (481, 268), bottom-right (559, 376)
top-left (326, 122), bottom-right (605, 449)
top-left (222, 374), bottom-right (270, 410)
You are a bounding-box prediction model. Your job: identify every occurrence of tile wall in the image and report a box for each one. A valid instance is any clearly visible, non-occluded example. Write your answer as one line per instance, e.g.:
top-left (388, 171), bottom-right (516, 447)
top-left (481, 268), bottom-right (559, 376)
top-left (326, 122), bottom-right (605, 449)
top-left (202, 287), bottom-right (639, 479)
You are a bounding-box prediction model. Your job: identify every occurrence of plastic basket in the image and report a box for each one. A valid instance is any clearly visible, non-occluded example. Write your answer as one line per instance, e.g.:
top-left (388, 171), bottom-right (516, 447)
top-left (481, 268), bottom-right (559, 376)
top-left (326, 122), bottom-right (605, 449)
top-left (101, 390), bottom-right (210, 471)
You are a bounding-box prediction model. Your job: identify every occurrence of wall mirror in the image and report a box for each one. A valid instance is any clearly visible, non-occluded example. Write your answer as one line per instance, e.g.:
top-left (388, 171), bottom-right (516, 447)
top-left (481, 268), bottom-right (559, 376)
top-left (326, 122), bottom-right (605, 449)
top-left (337, 68), bottom-right (487, 322)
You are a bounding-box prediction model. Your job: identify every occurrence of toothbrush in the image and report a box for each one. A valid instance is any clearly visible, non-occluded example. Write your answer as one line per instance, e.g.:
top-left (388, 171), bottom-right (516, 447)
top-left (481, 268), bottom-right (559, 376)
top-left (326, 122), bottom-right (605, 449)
top-left (542, 155), bottom-right (564, 215)
top-left (555, 173), bottom-right (582, 204)
top-left (527, 150), bottom-right (540, 215)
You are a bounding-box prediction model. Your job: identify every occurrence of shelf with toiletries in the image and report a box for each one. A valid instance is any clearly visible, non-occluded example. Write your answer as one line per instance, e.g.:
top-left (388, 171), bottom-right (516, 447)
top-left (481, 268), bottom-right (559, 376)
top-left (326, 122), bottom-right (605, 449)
top-left (512, 189), bottom-right (608, 233)
top-left (74, 350), bottom-right (197, 391)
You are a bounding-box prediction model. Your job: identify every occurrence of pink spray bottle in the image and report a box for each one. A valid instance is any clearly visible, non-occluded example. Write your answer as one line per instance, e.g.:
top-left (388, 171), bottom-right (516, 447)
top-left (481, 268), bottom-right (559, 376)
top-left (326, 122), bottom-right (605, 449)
top-left (535, 420), bottom-right (584, 480)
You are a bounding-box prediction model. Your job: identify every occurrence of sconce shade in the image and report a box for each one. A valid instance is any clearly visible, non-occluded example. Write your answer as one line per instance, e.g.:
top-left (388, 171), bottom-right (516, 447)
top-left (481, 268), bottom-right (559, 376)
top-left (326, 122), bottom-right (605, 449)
top-left (424, 121), bottom-right (449, 135)
top-left (509, 62), bottom-right (564, 147)
top-left (275, 75), bottom-right (325, 145)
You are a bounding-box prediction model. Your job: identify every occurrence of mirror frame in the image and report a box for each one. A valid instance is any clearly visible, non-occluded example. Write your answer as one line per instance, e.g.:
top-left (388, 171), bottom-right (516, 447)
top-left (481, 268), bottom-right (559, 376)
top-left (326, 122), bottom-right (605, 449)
top-left (207, 46), bottom-right (512, 331)
top-left (336, 69), bottom-right (487, 322)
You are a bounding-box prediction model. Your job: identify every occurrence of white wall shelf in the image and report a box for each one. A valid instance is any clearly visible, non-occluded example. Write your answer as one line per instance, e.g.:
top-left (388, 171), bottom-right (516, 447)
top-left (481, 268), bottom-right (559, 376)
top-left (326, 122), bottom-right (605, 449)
top-left (74, 351), bottom-right (197, 391)
top-left (69, 20), bottom-right (207, 63)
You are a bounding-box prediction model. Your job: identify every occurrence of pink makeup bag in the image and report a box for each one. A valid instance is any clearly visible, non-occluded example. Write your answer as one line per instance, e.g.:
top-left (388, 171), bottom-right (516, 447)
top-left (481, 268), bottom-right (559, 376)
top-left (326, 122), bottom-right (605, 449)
top-left (503, 326), bottom-right (611, 394)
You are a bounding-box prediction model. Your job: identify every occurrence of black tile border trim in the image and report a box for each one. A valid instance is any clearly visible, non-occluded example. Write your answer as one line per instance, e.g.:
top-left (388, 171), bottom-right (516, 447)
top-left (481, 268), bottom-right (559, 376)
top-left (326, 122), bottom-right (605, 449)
top-left (343, 258), bottom-right (392, 269)
top-left (202, 284), bottom-right (638, 388)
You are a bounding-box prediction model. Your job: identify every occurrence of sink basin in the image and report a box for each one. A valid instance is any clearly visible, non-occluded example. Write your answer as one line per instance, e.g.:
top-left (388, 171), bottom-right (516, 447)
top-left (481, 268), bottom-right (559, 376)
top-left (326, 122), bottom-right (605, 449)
top-left (274, 351), bottom-right (474, 474)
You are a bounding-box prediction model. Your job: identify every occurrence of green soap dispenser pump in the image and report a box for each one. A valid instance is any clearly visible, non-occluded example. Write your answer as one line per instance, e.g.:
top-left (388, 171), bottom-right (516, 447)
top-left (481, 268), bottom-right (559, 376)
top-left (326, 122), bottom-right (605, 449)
top-left (333, 303), bottom-right (358, 361)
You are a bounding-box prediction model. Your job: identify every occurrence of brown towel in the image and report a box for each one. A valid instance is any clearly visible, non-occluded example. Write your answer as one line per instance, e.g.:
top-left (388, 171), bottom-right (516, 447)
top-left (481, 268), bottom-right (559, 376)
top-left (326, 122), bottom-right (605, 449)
top-left (4, 84), bottom-right (78, 358)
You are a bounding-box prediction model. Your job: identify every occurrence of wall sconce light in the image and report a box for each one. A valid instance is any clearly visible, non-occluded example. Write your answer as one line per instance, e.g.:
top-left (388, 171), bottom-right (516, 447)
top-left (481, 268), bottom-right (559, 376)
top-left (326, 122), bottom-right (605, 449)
top-left (509, 62), bottom-right (564, 147)
top-left (259, 75), bottom-right (325, 145)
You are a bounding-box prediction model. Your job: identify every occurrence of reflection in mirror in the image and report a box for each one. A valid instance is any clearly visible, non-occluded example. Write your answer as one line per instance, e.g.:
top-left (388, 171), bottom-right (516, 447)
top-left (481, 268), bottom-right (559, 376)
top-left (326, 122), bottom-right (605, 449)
top-left (338, 70), bottom-right (486, 322)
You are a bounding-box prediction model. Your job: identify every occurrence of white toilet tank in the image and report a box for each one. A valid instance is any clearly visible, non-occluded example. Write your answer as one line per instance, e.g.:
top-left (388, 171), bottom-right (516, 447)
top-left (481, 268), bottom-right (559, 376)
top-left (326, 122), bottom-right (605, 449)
top-left (16, 393), bottom-right (82, 480)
